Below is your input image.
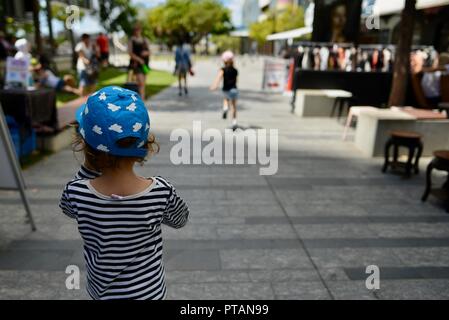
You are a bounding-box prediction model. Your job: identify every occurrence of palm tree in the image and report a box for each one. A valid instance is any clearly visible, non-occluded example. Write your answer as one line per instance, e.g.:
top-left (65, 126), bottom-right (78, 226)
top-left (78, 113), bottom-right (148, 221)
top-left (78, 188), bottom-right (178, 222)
top-left (388, 0), bottom-right (417, 107)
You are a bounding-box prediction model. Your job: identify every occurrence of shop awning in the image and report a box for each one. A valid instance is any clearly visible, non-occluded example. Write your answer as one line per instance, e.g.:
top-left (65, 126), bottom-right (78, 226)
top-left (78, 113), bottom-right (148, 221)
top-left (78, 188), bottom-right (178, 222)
top-left (373, 0), bottom-right (449, 16)
top-left (266, 27), bottom-right (313, 41)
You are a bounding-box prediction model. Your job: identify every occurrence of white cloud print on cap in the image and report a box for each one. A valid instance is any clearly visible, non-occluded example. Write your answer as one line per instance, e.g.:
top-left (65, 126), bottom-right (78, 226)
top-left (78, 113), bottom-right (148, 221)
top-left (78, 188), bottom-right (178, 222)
top-left (76, 86), bottom-right (150, 158)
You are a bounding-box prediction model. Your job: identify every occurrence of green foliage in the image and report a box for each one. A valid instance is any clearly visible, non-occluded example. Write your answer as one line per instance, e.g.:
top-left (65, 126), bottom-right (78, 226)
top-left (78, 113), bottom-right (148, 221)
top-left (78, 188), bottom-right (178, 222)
top-left (3, 16), bottom-right (34, 37)
top-left (144, 0), bottom-right (232, 46)
top-left (211, 35), bottom-right (240, 53)
top-left (249, 4), bottom-right (305, 45)
top-left (274, 4), bottom-right (305, 33)
top-left (249, 19), bottom-right (275, 46)
top-left (96, 0), bottom-right (138, 35)
top-left (56, 67), bottom-right (176, 107)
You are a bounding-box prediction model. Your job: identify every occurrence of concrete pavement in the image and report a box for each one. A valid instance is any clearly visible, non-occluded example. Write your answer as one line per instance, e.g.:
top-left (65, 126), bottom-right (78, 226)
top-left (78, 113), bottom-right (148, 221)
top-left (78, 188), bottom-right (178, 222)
top-left (1, 57), bottom-right (449, 299)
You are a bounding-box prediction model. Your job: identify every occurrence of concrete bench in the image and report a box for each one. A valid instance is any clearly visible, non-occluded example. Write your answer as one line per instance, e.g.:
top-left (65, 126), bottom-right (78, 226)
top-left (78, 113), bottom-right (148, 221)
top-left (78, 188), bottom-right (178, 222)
top-left (37, 96), bottom-right (88, 152)
top-left (354, 108), bottom-right (449, 157)
top-left (293, 89), bottom-right (352, 117)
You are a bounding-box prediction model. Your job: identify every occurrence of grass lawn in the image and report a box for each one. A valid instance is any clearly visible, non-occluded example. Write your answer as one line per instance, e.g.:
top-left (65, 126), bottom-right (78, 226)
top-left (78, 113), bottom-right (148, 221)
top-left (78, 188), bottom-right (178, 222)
top-left (56, 67), bottom-right (176, 107)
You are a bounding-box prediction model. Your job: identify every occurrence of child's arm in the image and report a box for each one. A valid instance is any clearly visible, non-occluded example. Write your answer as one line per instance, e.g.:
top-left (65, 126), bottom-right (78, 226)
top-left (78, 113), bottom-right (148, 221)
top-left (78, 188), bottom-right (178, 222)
top-left (163, 183), bottom-right (189, 229)
top-left (210, 69), bottom-right (224, 91)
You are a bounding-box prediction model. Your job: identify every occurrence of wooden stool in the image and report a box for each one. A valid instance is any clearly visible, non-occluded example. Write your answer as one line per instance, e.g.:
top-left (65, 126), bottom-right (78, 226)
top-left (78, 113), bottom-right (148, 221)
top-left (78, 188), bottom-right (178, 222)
top-left (382, 130), bottom-right (423, 176)
top-left (422, 150), bottom-right (449, 213)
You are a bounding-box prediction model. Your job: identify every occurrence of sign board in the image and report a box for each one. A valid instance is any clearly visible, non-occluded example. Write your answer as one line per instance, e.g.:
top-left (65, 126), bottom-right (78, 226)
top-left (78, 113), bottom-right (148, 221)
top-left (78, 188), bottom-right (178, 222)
top-left (262, 58), bottom-right (289, 93)
top-left (5, 57), bottom-right (30, 89)
top-left (0, 104), bottom-right (36, 231)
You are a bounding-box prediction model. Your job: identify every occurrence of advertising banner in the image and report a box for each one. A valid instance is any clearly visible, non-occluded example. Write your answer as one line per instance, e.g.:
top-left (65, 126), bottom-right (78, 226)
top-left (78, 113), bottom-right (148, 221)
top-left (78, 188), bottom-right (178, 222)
top-left (262, 58), bottom-right (290, 93)
top-left (5, 57), bottom-right (30, 89)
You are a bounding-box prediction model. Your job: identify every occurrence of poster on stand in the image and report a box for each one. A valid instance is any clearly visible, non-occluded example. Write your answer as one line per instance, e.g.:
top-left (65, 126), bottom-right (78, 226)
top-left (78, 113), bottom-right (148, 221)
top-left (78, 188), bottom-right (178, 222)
top-left (262, 58), bottom-right (289, 93)
top-left (5, 57), bottom-right (30, 89)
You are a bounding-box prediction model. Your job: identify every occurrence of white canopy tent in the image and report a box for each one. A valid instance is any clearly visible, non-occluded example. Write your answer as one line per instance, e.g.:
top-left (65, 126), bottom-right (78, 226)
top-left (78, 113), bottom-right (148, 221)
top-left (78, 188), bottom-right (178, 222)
top-left (372, 0), bottom-right (449, 15)
top-left (266, 27), bottom-right (313, 41)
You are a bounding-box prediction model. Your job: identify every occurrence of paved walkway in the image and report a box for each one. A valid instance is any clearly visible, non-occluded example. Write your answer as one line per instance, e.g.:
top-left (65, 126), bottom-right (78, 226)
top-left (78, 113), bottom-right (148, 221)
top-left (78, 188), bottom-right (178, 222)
top-left (1, 58), bottom-right (449, 300)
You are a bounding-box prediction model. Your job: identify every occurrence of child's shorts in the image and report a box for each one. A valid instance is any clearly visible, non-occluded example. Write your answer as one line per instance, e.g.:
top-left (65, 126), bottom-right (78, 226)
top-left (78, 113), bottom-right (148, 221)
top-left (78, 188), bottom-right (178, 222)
top-left (223, 88), bottom-right (239, 100)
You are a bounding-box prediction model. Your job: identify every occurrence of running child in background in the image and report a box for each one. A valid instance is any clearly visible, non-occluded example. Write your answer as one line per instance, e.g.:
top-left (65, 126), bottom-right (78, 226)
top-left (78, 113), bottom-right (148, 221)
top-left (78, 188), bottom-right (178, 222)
top-left (59, 86), bottom-right (189, 300)
top-left (210, 51), bottom-right (239, 131)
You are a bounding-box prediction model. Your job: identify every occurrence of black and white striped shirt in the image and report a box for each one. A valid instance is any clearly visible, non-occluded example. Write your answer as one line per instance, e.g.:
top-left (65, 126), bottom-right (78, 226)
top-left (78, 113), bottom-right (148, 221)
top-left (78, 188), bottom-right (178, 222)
top-left (60, 166), bottom-right (189, 300)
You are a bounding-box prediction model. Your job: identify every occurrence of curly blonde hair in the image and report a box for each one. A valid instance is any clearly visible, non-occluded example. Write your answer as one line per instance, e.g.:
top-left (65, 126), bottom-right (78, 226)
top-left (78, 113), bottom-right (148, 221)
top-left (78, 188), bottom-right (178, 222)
top-left (71, 124), bottom-right (160, 172)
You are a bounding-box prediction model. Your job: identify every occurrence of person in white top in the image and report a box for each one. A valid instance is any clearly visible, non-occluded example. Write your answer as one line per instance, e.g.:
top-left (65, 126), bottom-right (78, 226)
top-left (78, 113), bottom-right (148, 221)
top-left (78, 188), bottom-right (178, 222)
top-left (14, 38), bottom-right (31, 61)
top-left (75, 34), bottom-right (99, 96)
top-left (419, 52), bottom-right (449, 105)
top-left (14, 38), bottom-right (33, 86)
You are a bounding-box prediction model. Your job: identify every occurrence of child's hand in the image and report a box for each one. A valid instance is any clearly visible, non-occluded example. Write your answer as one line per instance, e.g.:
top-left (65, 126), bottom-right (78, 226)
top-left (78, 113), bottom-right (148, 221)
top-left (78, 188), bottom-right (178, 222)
top-left (209, 85), bottom-right (217, 91)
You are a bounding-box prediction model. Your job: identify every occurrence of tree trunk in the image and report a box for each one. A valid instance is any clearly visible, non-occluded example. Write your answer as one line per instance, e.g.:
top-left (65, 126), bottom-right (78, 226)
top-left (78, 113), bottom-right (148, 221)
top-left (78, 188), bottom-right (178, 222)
top-left (45, 0), bottom-right (56, 55)
top-left (32, 0), bottom-right (43, 55)
top-left (69, 29), bottom-right (77, 70)
top-left (0, 3), bottom-right (5, 33)
top-left (388, 0), bottom-right (416, 107)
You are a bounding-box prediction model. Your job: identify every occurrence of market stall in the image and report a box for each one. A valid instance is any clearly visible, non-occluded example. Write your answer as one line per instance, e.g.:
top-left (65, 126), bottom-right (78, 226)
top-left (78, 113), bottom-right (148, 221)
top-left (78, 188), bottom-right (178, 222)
top-left (0, 88), bottom-right (57, 157)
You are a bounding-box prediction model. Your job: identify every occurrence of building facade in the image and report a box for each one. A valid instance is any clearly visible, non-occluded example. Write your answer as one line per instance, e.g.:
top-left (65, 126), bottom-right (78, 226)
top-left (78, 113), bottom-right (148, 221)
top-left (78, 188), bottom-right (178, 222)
top-left (242, 0), bottom-right (260, 27)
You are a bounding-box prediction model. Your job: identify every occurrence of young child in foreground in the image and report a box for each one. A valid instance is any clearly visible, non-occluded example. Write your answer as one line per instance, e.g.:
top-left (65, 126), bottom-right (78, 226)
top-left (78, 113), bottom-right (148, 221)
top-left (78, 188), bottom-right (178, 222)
top-left (210, 51), bottom-right (239, 131)
top-left (59, 86), bottom-right (189, 300)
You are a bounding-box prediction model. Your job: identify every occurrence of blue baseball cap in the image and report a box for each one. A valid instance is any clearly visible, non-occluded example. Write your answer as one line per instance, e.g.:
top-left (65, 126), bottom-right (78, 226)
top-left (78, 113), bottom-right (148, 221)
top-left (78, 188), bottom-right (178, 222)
top-left (76, 86), bottom-right (150, 158)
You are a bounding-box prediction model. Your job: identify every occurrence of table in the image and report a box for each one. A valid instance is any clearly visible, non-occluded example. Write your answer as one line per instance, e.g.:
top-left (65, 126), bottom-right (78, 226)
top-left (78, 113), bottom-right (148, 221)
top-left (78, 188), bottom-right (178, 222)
top-left (354, 108), bottom-right (449, 157)
top-left (398, 107), bottom-right (447, 120)
top-left (293, 89), bottom-right (353, 117)
top-left (0, 88), bottom-right (57, 132)
top-left (342, 106), bottom-right (379, 140)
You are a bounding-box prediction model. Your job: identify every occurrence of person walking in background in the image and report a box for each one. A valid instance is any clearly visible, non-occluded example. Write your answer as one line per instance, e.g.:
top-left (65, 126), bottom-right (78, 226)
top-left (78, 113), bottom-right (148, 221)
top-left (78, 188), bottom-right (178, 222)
top-left (96, 32), bottom-right (110, 68)
top-left (128, 24), bottom-right (151, 100)
top-left (210, 51), bottom-right (239, 131)
top-left (174, 43), bottom-right (192, 97)
top-left (420, 53), bottom-right (449, 106)
top-left (75, 34), bottom-right (99, 96)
